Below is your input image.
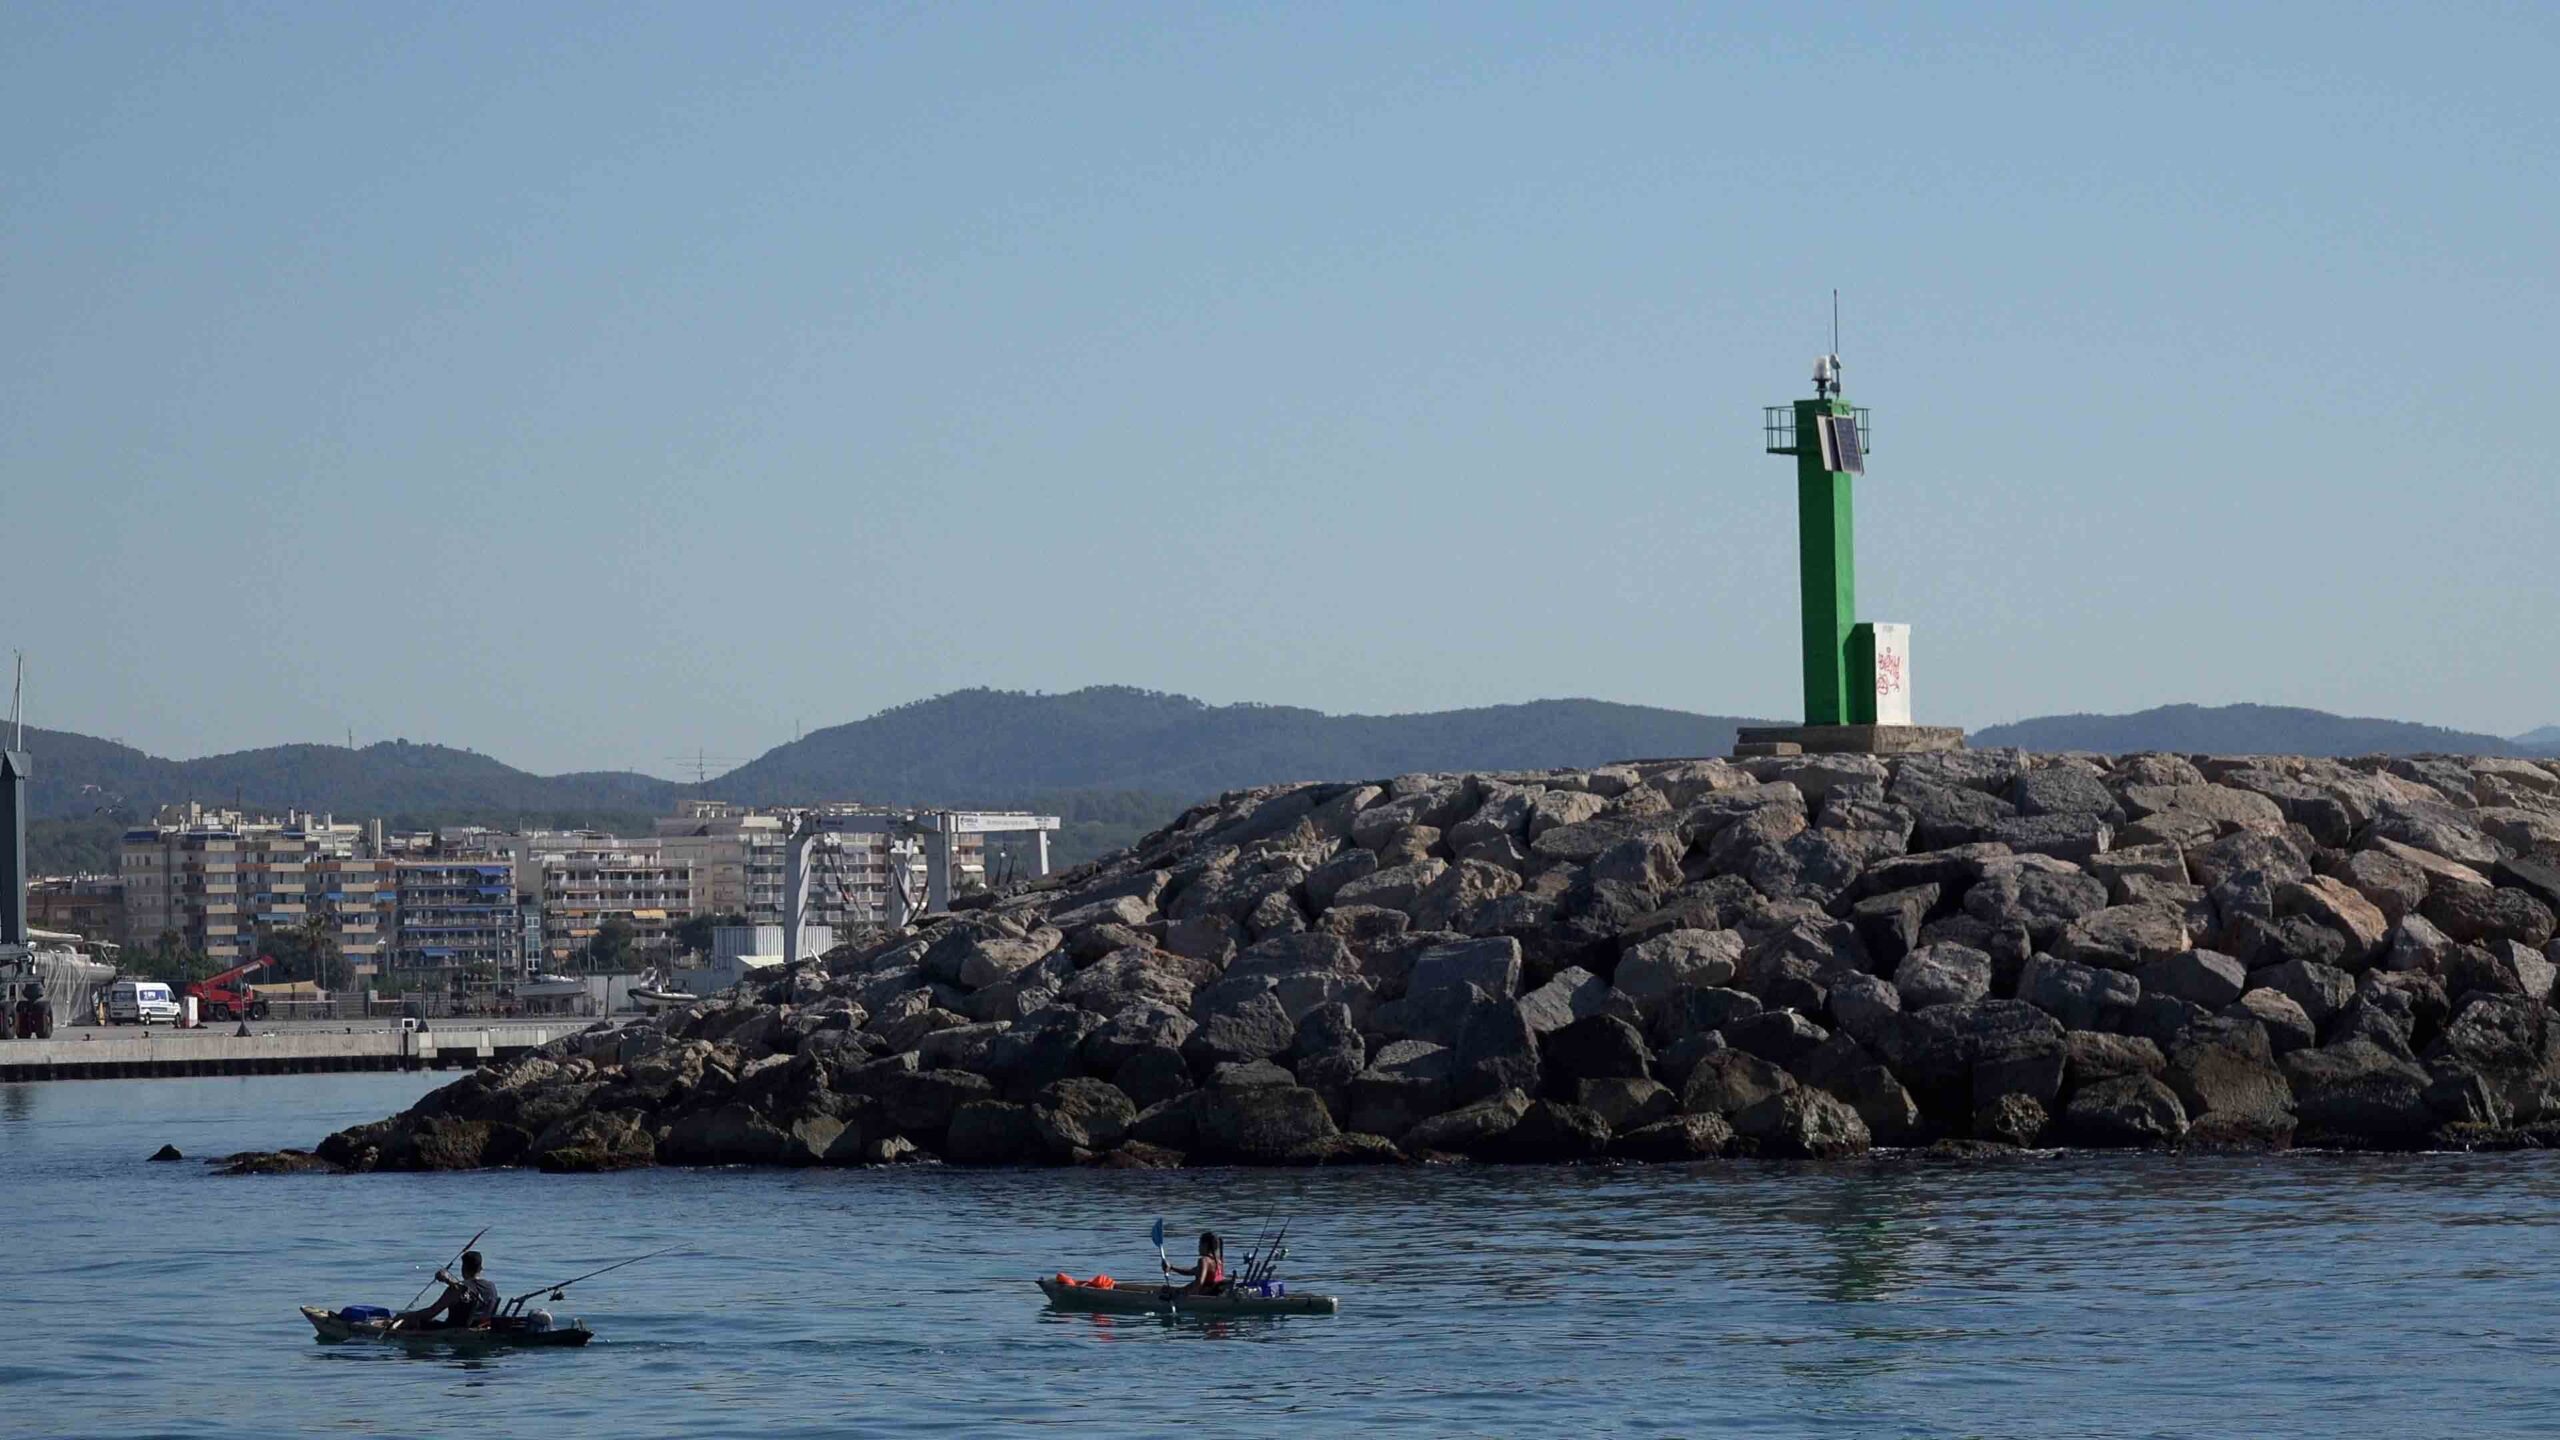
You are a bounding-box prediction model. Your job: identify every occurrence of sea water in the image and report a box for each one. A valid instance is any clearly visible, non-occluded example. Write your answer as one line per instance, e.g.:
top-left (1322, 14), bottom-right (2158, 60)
top-left (5, 1074), bottom-right (2559, 1438)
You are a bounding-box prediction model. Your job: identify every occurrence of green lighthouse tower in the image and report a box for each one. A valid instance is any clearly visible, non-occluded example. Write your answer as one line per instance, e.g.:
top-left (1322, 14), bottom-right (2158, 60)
top-left (1736, 350), bottom-right (1965, 757)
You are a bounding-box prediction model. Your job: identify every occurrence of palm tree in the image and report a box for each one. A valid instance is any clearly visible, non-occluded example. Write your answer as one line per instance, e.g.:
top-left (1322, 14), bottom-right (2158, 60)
top-left (297, 910), bottom-right (348, 993)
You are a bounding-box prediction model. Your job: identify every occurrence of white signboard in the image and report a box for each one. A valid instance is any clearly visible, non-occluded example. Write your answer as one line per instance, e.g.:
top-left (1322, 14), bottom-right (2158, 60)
top-left (1868, 622), bottom-right (1911, 726)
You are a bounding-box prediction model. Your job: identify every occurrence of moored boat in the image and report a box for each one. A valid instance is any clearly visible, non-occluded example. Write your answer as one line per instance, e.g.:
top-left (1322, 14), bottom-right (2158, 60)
top-left (1037, 1276), bottom-right (1339, 1317)
top-left (300, 1305), bottom-right (595, 1347)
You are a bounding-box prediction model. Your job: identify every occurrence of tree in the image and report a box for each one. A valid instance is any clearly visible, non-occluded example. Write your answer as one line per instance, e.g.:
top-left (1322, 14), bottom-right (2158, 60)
top-left (583, 918), bottom-right (637, 973)
top-left (132, 929), bottom-right (206, 984)
top-left (257, 914), bottom-right (349, 992)
top-left (672, 912), bottom-right (747, 957)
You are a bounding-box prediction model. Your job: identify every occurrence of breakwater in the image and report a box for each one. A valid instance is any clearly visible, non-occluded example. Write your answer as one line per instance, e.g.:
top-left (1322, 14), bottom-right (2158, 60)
top-left (298, 749), bottom-right (2560, 1173)
top-left (0, 1024), bottom-right (590, 1082)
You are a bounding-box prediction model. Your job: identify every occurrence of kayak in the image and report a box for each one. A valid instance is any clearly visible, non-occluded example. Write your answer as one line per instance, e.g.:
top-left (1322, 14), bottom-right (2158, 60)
top-left (1037, 1276), bottom-right (1339, 1317)
top-left (300, 1305), bottom-right (595, 1347)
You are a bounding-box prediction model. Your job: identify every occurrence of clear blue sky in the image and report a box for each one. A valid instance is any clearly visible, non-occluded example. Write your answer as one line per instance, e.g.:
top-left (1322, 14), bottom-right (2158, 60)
top-left (5, 2), bottom-right (2554, 775)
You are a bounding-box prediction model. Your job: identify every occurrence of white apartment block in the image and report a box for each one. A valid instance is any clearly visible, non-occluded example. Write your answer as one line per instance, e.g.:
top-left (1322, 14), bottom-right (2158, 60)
top-left (119, 804), bottom-right (396, 970)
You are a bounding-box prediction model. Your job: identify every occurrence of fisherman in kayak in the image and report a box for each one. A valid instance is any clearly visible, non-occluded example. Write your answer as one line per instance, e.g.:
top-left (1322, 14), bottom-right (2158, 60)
top-left (398, 1249), bottom-right (500, 1330)
top-left (1163, 1232), bottom-right (1227, 1296)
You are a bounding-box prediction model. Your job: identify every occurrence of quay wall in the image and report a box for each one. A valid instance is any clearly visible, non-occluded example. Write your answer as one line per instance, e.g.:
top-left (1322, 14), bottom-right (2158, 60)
top-left (0, 1025), bottom-right (588, 1082)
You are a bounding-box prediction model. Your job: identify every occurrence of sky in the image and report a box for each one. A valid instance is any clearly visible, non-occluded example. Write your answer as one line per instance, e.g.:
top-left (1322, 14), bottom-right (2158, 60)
top-left (4, 2), bottom-right (2555, 776)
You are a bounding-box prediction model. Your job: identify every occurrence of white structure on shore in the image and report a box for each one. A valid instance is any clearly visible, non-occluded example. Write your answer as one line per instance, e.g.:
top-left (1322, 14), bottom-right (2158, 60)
top-left (781, 807), bottom-right (1060, 966)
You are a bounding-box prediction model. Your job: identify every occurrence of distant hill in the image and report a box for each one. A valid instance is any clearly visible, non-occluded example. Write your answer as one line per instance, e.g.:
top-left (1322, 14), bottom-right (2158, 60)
top-left (2516, 725), bottom-right (2560, 755)
top-left (709, 687), bottom-right (1767, 806)
top-left (9, 726), bottom-right (678, 827)
top-left (12, 689), bottom-right (1766, 873)
top-left (1973, 703), bottom-right (2529, 758)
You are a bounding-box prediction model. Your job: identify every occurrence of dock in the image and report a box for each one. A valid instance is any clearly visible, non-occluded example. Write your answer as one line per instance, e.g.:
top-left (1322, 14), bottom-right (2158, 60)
top-left (0, 1023), bottom-right (587, 1082)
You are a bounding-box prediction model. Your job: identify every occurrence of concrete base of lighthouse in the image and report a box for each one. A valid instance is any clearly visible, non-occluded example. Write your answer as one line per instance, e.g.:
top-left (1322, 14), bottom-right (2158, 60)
top-left (1732, 724), bottom-right (1968, 758)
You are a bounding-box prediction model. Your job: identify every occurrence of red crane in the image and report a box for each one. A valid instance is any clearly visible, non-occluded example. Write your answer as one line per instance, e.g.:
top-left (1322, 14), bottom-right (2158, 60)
top-left (183, 956), bottom-right (274, 1022)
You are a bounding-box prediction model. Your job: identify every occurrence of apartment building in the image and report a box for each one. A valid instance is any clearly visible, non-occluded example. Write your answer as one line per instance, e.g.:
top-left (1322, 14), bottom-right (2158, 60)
top-left (521, 837), bottom-right (695, 966)
top-left (391, 859), bottom-right (520, 975)
top-left (655, 802), bottom-right (786, 921)
top-left (27, 875), bottom-right (125, 944)
top-left (118, 804), bottom-right (396, 970)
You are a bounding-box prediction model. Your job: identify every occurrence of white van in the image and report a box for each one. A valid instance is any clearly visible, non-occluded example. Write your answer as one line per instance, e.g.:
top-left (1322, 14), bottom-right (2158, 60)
top-left (107, 979), bottom-right (182, 1026)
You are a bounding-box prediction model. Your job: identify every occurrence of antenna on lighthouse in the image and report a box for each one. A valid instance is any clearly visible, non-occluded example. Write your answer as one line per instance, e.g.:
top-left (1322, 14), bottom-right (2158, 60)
top-left (8, 652), bottom-right (21, 752)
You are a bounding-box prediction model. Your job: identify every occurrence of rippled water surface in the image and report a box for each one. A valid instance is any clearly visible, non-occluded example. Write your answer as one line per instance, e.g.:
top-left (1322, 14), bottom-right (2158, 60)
top-left (7, 1074), bottom-right (2560, 1438)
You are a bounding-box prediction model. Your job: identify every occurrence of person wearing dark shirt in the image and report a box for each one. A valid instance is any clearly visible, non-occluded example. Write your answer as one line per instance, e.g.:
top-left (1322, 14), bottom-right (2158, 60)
top-left (399, 1249), bottom-right (500, 1330)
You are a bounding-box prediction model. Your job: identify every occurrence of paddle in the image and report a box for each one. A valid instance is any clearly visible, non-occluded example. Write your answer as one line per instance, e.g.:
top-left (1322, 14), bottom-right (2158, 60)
top-left (1152, 1218), bottom-right (1168, 1278)
top-left (389, 1225), bottom-right (488, 1333)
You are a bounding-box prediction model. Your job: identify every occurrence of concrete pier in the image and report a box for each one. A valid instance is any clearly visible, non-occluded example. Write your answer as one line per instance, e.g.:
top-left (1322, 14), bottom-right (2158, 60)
top-left (0, 1024), bottom-right (586, 1082)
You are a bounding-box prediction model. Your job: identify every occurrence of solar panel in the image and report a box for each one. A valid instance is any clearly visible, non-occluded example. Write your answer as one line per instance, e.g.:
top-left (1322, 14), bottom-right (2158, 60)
top-left (1820, 414), bottom-right (1864, 474)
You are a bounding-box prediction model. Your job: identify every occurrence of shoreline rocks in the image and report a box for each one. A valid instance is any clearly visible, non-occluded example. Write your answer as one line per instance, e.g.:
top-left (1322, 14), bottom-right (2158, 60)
top-left (290, 749), bottom-right (2560, 1175)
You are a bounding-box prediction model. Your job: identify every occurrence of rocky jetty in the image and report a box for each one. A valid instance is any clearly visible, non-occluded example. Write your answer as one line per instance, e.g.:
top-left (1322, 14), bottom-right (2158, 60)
top-left (307, 750), bottom-right (2560, 1173)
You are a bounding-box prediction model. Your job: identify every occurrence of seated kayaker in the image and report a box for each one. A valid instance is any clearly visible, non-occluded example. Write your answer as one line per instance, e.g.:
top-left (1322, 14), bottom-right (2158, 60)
top-left (1164, 1232), bottom-right (1227, 1296)
top-left (399, 1249), bottom-right (500, 1330)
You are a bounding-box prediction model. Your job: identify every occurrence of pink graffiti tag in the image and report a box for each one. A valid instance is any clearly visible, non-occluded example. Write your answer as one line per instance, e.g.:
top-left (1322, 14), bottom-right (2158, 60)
top-left (1876, 652), bottom-right (1905, 697)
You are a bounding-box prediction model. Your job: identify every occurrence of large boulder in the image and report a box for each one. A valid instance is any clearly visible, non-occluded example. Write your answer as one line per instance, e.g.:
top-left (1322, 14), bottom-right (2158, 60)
top-left (1451, 1000), bottom-right (1543, 1102)
top-left (1614, 930), bottom-right (1744, 1008)
top-left (2282, 1040), bottom-right (2437, 1145)
top-left (1407, 937), bottom-right (1524, 998)
top-left (1182, 991), bottom-right (1299, 1070)
top-left (2258, 959), bottom-right (2355, 1030)
top-left (1399, 1089), bottom-right (1531, 1157)
top-left (1973, 1093), bottom-right (2049, 1147)
top-left (1965, 867), bottom-right (2111, 946)
top-left (530, 1110), bottom-right (658, 1172)
top-left (860, 1067), bottom-right (995, 1141)
top-left (945, 1101), bottom-right (1042, 1165)
top-left (1332, 860), bottom-right (1451, 914)
top-left (2057, 904), bottom-right (2191, 972)
top-left (2142, 950), bottom-right (2248, 1010)
top-left (1194, 1085), bottom-right (1339, 1163)
top-left (1544, 1014), bottom-right (1653, 1083)
top-left (2278, 876), bottom-right (2391, 967)
top-left (2062, 1075), bottom-right (2188, 1146)
top-left (1825, 971), bottom-right (1903, 1048)
top-left (1732, 1089), bottom-right (1871, 1158)
top-left (1575, 1076), bottom-right (1675, 1132)
top-left (2226, 988), bottom-right (2314, 1054)
top-left (1849, 884), bottom-right (1940, 969)
top-left (1031, 1078), bottom-right (1139, 1155)
top-left (2164, 1018), bottom-right (2295, 1148)
top-left (1886, 999), bottom-right (2067, 1117)
top-left (2064, 1031), bottom-right (2166, 1088)
top-left (1516, 966), bottom-right (1636, 1036)
top-left (1490, 1100), bottom-right (1613, 1161)
top-left (1612, 1113), bottom-right (1735, 1161)
top-left (1721, 1009), bottom-right (1832, 1069)
top-left (1895, 944), bottom-right (1994, 1010)
top-left (2017, 954), bottom-right (2140, 1033)
top-left (1680, 1049), bottom-right (1797, 1119)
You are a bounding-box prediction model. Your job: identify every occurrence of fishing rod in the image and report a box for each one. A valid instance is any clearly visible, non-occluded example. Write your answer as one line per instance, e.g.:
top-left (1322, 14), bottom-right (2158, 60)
top-left (1248, 1216), bottom-right (1294, 1288)
top-left (504, 1246), bottom-right (682, 1313)
top-left (1234, 1207), bottom-right (1278, 1288)
top-left (1242, 1180), bottom-right (1308, 1288)
top-left (389, 1225), bottom-right (488, 1332)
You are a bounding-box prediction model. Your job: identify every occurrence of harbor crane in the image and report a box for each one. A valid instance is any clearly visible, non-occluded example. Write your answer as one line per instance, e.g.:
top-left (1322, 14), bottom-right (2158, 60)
top-left (778, 807), bottom-right (1061, 968)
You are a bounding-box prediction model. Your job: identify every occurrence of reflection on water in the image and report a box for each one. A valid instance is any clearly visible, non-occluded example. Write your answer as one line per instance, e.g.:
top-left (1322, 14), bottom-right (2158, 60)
top-left (9, 1076), bottom-right (2560, 1438)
